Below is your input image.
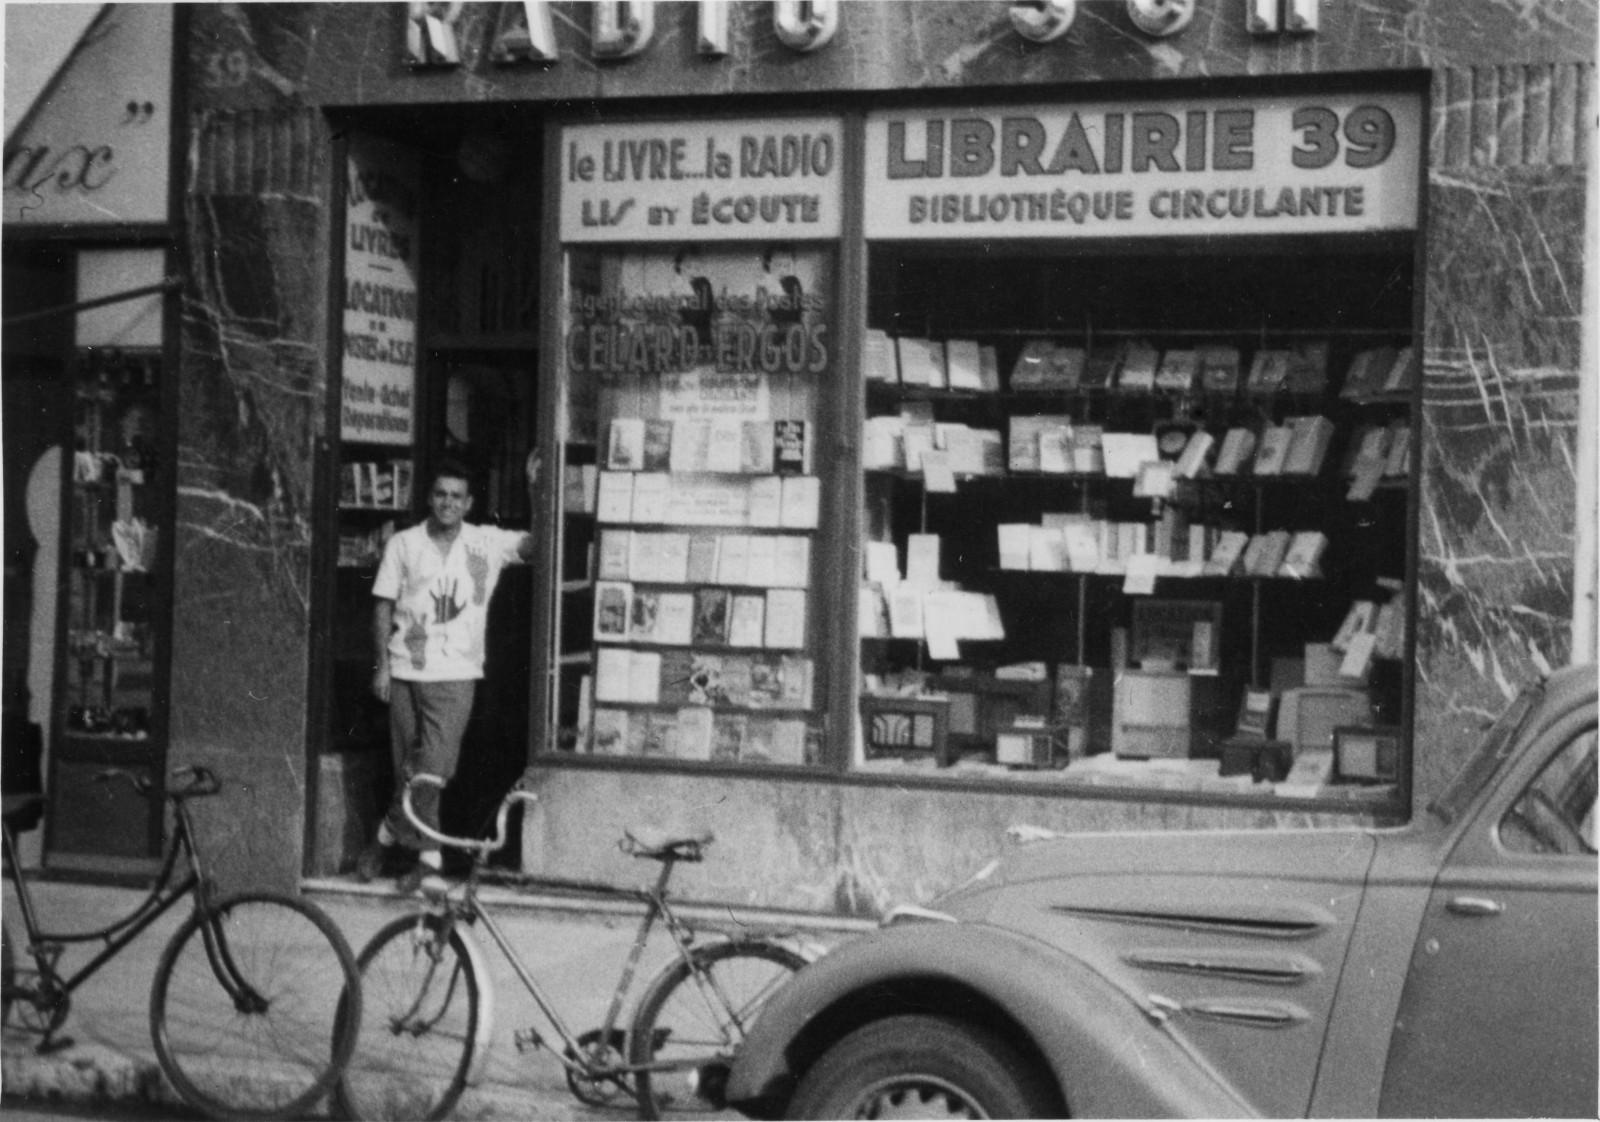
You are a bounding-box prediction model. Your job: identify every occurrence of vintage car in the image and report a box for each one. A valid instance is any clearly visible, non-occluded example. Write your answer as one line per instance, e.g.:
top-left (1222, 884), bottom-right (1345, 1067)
top-left (725, 665), bottom-right (1597, 1119)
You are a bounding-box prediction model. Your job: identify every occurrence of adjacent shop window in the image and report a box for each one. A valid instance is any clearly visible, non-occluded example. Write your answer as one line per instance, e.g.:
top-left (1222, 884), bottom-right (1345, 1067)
top-left (856, 88), bottom-right (1422, 801)
top-left (553, 244), bottom-right (833, 765)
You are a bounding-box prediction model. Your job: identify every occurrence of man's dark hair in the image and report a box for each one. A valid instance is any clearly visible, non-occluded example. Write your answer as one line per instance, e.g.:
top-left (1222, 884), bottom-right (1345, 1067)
top-left (431, 457), bottom-right (476, 493)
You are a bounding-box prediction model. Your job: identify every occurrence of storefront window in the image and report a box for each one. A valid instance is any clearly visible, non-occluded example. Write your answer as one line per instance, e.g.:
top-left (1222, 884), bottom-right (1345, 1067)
top-left (552, 243), bottom-right (834, 766)
top-left (854, 89), bottom-right (1422, 802)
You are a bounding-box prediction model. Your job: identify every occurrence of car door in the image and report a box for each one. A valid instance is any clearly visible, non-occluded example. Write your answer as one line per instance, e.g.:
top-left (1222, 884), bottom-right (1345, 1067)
top-left (1381, 713), bottom-right (1598, 1118)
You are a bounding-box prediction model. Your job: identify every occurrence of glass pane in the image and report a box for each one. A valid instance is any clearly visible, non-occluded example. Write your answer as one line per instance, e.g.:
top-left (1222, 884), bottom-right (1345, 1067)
top-left (63, 350), bottom-right (161, 742)
top-left (550, 243), bottom-right (834, 766)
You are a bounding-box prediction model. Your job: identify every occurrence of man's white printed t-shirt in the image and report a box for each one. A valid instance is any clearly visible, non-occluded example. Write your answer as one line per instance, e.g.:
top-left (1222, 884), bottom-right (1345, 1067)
top-left (373, 522), bottom-right (527, 681)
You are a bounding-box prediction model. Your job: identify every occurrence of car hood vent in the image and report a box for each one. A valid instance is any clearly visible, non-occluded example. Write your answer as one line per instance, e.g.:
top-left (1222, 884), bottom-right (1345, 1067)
top-left (1050, 899), bottom-right (1335, 939)
top-left (1123, 948), bottom-right (1321, 985)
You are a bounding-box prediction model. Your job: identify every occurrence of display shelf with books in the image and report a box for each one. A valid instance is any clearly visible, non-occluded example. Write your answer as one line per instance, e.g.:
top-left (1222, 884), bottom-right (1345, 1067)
top-left (553, 243), bottom-right (834, 767)
top-left (859, 244), bottom-right (1415, 794)
top-left (60, 351), bottom-right (168, 756)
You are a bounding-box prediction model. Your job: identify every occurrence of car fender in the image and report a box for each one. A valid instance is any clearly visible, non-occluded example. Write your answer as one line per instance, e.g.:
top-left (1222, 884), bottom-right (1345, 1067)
top-left (727, 920), bottom-right (1255, 1119)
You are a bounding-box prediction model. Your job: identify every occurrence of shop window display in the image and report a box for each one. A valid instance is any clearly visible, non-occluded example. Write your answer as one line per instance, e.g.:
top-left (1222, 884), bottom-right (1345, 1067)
top-left (858, 241), bottom-right (1414, 801)
top-left (553, 243), bottom-right (832, 766)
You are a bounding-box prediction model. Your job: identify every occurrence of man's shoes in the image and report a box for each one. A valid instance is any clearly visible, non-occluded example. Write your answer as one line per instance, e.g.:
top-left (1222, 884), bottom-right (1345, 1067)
top-left (354, 840), bottom-right (389, 883)
top-left (396, 863), bottom-right (449, 897)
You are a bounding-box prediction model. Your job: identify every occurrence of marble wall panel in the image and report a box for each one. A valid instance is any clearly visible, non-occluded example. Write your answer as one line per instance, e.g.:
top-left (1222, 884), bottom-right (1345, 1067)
top-left (171, 8), bottom-right (334, 891)
top-left (1415, 162), bottom-right (1585, 806)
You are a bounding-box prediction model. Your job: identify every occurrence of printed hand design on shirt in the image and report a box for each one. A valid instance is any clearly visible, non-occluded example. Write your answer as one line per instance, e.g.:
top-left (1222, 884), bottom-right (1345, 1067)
top-left (404, 614), bottom-right (429, 670)
top-left (466, 546), bottom-right (490, 605)
top-left (432, 578), bottom-right (465, 625)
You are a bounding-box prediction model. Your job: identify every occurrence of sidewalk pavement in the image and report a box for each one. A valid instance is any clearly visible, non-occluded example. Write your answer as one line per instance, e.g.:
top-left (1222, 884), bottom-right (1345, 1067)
top-left (3, 875), bottom-right (869, 1120)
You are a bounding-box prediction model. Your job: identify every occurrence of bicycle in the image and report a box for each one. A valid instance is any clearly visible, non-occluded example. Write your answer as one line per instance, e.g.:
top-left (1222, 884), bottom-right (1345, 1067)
top-left (334, 772), bottom-right (808, 1120)
top-left (1, 765), bottom-right (362, 1120)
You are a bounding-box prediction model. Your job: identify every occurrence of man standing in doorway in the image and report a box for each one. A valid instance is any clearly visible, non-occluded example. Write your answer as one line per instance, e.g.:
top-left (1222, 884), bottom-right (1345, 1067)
top-left (359, 453), bottom-right (539, 892)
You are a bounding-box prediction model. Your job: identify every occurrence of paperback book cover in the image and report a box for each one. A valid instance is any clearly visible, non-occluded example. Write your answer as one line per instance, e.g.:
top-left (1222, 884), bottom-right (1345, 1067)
top-left (863, 328), bottom-right (898, 383)
top-left (896, 337), bottom-right (945, 388)
top-left (687, 652), bottom-right (725, 706)
top-left (593, 647), bottom-right (633, 702)
top-left (1196, 344), bottom-right (1242, 394)
top-left (1283, 415), bottom-right (1335, 476)
top-left (740, 422), bottom-right (775, 473)
top-left (728, 594), bottom-right (766, 648)
top-left (1246, 349), bottom-right (1292, 395)
top-left (676, 707), bottom-right (715, 760)
top-left (597, 530), bottom-right (633, 581)
top-left (593, 581), bottom-right (632, 640)
top-left (764, 589), bottom-right (808, 648)
top-left (628, 589), bottom-right (662, 642)
top-left (1212, 427), bottom-right (1258, 475)
top-left (1080, 345), bottom-right (1121, 391)
top-left (944, 339), bottom-right (985, 391)
top-left (1284, 340), bottom-right (1330, 394)
top-left (1252, 424), bottom-right (1295, 476)
top-left (686, 532), bottom-right (721, 583)
top-left (590, 708), bottom-right (629, 755)
top-left (607, 418), bottom-right (646, 471)
top-left (642, 420), bottom-right (674, 472)
top-left (711, 713), bottom-right (748, 761)
top-left (692, 588), bottom-right (731, 645)
top-left (715, 535), bottom-right (750, 585)
top-left (1278, 530), bottom-right (1329, 579)
top-left (747, 475), bottom-right (783, 528)
top-left (1116, 340), bottom-right (1161, 393)
top-left (1155, 349), bottom-right (1199, 393)
top-left (654, 592), bottom-right (695, 645)
top-left (1340, 346), bottom-right (1396, 399)
top-left (596, 471), bottom-right (635, 523)
top-left (773, 420), bottom-right (808, 474)
top-left (1382, 346), bottom-right (1417, 394)
top-left (780, 475), bottom-right (821, 529)
top-left (742, 718), bottom-right (778, 762)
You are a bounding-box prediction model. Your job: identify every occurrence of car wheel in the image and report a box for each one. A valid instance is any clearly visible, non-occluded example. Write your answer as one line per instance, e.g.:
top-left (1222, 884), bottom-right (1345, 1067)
top-left (785, 1013), bottom-right (1057, 1120)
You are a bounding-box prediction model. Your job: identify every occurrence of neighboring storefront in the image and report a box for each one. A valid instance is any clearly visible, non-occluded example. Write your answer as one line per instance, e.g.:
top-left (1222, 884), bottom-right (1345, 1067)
top-left (3, 5), bottom-right (180, 874)
top-left (28, 2), bottom-right (1586, 906)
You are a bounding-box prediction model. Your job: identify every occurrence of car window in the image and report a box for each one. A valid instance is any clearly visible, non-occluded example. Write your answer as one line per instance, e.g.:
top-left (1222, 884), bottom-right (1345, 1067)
top-left (1431, 685), bottom-right (1540, 824)
top-left (1499, 726), bottom-right (1598, 857)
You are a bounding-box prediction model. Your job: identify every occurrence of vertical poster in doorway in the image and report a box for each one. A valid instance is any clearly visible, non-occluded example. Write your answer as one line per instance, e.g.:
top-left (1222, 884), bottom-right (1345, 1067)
top-left (342, 135), bottom-right (419, 446)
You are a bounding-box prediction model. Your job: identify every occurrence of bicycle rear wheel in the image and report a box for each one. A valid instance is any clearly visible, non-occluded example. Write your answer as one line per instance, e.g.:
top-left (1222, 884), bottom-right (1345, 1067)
top-left (2, 918), bottom-right (14, 1024)
top-left (629, 939), bottom-right (805, 1119)
top-left (334, 912), bottom-right (482, 1122)
top-left (150, 891), bottom-right (360, 1120)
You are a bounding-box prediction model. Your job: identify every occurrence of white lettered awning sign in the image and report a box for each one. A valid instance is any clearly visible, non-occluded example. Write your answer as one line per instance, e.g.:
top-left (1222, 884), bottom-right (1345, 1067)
top-left (864, 91), bottom-right (1421, 240)
top-left (560, 118), bottom-right (843, 243)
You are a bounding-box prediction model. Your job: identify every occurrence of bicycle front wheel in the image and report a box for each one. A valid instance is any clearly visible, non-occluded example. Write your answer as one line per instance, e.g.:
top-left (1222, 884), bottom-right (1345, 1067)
top-left (334, 912), bottom-right (483, 1122)
top-left (150, 892), bottom-right (360, 1120)
top-left (629, 939), bottom-right (805, 1119)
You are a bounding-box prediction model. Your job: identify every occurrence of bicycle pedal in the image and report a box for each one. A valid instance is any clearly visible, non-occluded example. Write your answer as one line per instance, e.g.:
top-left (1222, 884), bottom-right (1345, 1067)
top-left (513, 1027), bottom-right (546, 1053)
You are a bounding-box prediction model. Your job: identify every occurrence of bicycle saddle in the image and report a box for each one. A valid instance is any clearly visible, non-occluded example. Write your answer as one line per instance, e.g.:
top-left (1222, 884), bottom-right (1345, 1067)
top-left (2, 792), bottom-right (44, 831)
top-left (621, 826), bottom-right (715, 862)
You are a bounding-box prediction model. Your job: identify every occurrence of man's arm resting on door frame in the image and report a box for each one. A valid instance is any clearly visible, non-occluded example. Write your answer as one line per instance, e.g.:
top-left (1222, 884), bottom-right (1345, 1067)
top-left (372, 597), bottom-right (394, 702)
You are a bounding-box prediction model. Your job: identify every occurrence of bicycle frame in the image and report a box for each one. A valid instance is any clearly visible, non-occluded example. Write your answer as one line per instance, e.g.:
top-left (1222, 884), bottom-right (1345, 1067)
top-left (2, 775), bottom-right (268, 1037)
top-left (438, 853), bottom-right (701, 1083)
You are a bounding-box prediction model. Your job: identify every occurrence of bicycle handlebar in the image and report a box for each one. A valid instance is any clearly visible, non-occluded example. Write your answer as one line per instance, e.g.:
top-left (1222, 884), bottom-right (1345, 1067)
top-left (401, 773), bottom-right (538, 858)
top-left (94, 765), bottom-right (221, 800)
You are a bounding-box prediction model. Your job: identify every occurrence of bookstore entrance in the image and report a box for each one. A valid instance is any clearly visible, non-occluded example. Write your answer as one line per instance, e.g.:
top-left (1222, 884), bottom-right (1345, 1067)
top-left (312, 112), bottom-right (543, 875)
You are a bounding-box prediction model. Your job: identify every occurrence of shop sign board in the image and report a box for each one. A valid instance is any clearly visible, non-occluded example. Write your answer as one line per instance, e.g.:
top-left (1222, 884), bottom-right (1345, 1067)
top-left (864, 91), bottom-right (1421, 240)
top-left (3, 6), bottom-right (172, 227)
top-left (341, 135), bottom-right (420, 446)
top-left (560, 118), bottom-right (843, 243)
